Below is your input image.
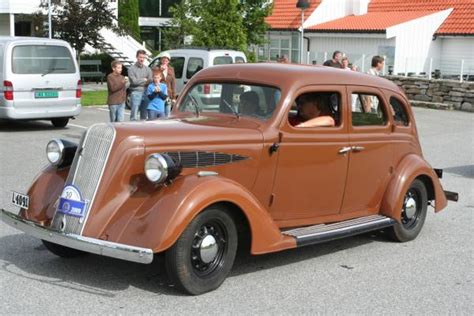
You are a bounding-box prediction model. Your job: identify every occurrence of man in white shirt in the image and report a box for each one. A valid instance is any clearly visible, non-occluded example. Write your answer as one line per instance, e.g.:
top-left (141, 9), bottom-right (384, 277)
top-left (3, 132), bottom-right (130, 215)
top-left (367, 55), bottom-right (385, 76)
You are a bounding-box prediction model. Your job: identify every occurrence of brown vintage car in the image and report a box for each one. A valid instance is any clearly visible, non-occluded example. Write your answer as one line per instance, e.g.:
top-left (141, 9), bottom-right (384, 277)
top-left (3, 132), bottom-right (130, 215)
top-left (2, 64), bottom-right (458, 295)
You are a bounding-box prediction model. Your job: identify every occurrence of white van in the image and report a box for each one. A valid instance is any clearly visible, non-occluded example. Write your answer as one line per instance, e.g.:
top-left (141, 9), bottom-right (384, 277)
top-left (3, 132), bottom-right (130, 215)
top-left (0, 37), bottom-right (81, 127)
top-left (149, 48), bottom-right (247, 95)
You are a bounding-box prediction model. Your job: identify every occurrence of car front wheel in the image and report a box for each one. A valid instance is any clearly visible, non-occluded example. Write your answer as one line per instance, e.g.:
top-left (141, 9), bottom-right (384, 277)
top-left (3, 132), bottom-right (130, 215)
top-left (389, 179), bottom-right (428, 242)
top-left (165, 207), bottom-right (238, 295)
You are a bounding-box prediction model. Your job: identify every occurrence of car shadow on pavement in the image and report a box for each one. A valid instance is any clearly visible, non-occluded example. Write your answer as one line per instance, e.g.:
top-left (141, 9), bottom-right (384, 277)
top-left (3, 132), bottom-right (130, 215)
top-left (0, 120), bottom-right (66, 131)
top-left (0, 230), bottom-right (392, 297)
top-left (444, 165), bottom-right (474, 179)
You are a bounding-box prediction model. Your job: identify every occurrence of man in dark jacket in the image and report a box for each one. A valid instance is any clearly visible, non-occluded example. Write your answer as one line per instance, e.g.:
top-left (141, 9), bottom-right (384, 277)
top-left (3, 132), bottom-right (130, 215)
top-left (323, 51), bottom-right (343, 69)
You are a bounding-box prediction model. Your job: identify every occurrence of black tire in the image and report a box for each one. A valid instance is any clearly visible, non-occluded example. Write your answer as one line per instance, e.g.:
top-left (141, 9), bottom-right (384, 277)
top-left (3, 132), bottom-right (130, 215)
top-left (125, 91), bottom-right (131, 110)
top-left (51, 117), bottom-right (69, 128)
top-left (388, 179), bottom-right (428, 242)
top-left (42, 240), bottom-right (86, 258)
top-left (165, 207), bottom-right (238, 295)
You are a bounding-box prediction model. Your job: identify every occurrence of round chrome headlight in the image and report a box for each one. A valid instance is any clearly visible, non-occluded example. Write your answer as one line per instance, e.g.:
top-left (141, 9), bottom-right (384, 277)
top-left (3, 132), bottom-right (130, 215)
top-left (46, 139), bottom-right (65, 165)
top-left (45, 139), bottom-right (77, 167)
top-left (145, 154), bottom-right (169, 183)
top-left (144, 153), bottom-right (182, 184)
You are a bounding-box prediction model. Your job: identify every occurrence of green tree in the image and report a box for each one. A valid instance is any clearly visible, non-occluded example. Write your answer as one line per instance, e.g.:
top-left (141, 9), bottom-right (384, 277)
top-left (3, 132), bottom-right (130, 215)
top-left (163, 0), bottom-right (271, 53)
top-left (47, 0), bottom-right (118, 57)
top-left (118, 0), bottom-right (141, 40)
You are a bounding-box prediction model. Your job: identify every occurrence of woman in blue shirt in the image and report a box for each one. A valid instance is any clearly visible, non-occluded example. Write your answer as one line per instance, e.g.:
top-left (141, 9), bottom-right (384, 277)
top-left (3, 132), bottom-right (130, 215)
top-left (146, 70), bottom-right (168, 120)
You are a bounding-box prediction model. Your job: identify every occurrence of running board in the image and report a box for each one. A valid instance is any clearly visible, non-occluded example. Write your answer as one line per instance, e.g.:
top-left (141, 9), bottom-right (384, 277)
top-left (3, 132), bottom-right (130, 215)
top-left (282, 215), bottom-right (396, 247)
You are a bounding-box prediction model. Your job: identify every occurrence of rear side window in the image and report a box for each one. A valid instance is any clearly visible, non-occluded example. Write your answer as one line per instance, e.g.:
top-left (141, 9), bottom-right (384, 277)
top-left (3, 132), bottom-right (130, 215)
top-left (235, 56), bottom-right (245, 63)
top-left (213, 56), bottom-right (233, 65)
top-left (186, 57), bottom-right (203, 79)
top-left (170, 57), bottom-right (185, 79)
top-left (351, 93), bottom-right (387, 126)
top-left (389, 96), bottom-right (409, 126)
top-left (12, 45), bottom-right (76, 74)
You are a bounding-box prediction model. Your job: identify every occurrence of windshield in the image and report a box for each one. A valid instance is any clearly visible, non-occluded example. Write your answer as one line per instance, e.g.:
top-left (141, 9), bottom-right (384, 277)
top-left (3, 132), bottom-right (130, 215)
top-left (12, 45), bottom-right (76, 74)
top-left (178, 83), bottom-right (281, 121)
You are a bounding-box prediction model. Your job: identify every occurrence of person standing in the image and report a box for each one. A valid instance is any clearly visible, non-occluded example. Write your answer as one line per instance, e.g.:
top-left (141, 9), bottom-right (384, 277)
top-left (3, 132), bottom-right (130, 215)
top-left (157, 52), bottom-right (177, 117)
top-left (323, 51), bottom-right (343, 69)
top-left (367, 56), bottom-right (385, 76)
top-left (146, 70), bottom-right (168, 120)
top-left (128, 49), bottom-right (152, 120)
top-left (106, 60), bottom-right (129, 122)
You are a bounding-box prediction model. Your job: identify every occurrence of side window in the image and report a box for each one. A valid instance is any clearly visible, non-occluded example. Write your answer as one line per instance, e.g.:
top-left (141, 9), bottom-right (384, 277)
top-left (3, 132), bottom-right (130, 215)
top-left (235, 56), bottom-right (245, 64)
top-left (213, 56), bottom-right (233, 65)
top-left (288, 92), bottom-right (340, 128)
top-left (170, 57), bottom-right (185, 79)
top-left (186, 57), bottom-right (204, 79)
top-left (351, 93), bottom-right (387, 126)
top-left (389, 96), bottom-right (409, 126)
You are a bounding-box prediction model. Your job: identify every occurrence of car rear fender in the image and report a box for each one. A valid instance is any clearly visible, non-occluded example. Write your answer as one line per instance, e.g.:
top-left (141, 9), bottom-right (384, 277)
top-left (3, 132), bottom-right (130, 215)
top-left (380, 154), bottom-right (447, 222)
top-left (116, 174), bottom-right (296, 255)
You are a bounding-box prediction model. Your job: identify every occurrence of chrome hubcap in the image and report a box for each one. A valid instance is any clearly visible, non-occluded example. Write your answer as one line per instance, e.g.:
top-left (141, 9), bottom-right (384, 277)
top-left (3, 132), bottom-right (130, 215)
top-left (199, 234), bottom-right (218, 264)
top-left (404, 197), bottom-right (417, 219)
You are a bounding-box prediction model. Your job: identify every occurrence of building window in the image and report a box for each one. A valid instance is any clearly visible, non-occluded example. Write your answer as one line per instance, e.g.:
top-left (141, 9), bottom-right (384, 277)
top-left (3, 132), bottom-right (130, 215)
top-left (139, 0), bottom-right (175, 18)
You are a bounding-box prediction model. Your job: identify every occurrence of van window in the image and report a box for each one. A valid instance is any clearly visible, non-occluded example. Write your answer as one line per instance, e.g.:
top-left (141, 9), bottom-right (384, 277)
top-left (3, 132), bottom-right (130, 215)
top-left (213, 56), bottom-right (233, 65)
top-left (235, 56), bottom-right (245, 64)
top-left (170, 57), bottom-right (185, 79)
top-left (186, 57), bottom-right (204, 79)
top-left (12, 45), bottom-right (76, 74)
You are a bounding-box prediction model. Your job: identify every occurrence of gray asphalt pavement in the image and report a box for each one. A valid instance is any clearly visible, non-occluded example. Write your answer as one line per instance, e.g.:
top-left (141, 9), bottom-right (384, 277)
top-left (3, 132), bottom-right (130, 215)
top-left (0, 107), bottom-right (472, 314)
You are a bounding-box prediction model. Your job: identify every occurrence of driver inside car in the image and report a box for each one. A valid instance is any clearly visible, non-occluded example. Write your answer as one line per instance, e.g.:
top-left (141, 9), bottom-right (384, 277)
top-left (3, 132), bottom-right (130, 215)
top-left (289, 93), bottom-right (335, 127)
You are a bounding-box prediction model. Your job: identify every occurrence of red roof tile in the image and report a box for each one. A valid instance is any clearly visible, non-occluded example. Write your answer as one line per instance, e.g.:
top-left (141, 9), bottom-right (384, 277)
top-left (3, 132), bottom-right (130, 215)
top-left (265, 0), bottom-right (322, 30)
top-left (308, 11), bottom-right (436, 32)
top-left (368, 0), bottom-right (474, 35)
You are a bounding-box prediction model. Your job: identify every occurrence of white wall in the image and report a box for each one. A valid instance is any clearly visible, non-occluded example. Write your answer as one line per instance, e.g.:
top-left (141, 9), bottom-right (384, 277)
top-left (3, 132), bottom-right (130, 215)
top-left (304, 0), bottom-right (370, 28)
top-left (438, 37), bottom-right (474, 76)
top-left (0, 0), bottom-right (42, 14)
top-left (386, 9), bottom-right (452, 74)
top-left (307, 33), bottom-right (394, 72)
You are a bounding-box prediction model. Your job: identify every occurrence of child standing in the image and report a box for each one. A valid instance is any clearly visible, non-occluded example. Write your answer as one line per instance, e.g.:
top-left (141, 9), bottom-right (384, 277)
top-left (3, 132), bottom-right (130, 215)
top-left (106, 60), bottom-right (129, 122)
top-left (146, 70), bottom-right (168, 120)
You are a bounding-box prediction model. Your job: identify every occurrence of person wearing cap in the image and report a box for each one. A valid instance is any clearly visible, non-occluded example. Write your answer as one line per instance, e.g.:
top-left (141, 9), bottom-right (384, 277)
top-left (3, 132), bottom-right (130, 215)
top-left (157, 52), bottom-right (177, 116)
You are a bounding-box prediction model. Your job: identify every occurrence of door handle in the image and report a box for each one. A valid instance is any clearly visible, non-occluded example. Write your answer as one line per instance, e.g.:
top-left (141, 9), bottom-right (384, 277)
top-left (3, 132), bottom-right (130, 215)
top-left (351, 146), bottom-right (365, 152)
top-left (338, 146), bottom-right (352, 154)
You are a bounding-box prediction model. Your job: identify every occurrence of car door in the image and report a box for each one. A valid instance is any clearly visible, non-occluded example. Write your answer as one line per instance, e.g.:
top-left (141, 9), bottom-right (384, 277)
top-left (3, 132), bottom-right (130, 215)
top-left (340, 86), bottom-right (394, 214)
top-left (270, 86), bottom-right (349, 224)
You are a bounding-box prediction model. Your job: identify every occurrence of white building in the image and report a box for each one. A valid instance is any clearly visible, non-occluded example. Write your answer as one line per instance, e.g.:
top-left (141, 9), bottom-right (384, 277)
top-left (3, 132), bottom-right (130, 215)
top-left (265, 0), bottom-right (474, 77)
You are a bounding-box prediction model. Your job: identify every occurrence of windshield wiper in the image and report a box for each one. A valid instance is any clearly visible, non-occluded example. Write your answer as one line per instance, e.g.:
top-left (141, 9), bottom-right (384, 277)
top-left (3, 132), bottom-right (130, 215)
top-left (41, 67), bottom-right (67, 77)
top-left (222, 99), bottom-right (240, 119)
top-left (189, 95), bottom-right (200, 117)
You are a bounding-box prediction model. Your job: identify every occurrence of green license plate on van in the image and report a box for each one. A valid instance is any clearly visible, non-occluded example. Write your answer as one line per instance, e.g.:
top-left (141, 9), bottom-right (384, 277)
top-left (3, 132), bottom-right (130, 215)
top-left (35, 90), bottom-right (58, 98)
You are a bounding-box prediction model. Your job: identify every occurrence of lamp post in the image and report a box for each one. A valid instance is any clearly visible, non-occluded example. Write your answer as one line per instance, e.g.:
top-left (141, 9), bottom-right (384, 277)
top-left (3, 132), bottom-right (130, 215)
top-left (296, 0), bottom-right (310, 64)
top-left (48, 0), bottom-right (52, 38)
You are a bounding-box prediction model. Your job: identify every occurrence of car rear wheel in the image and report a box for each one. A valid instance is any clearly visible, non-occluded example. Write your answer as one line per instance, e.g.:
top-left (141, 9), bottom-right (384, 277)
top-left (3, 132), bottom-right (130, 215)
top-left (165, 207), bottom-right (238, 295)
top-left (42, 240), bottom-right (87, 258)
top-left (51, 117), bottom-right (69, 128)
top-left (388, 179), bottom-right (428, 242)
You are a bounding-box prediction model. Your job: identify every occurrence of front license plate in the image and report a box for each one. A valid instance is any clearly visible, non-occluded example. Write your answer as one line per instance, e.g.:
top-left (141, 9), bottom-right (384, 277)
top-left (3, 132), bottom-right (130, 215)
top-left (35, 90), bottom-right (58, 98)
top-left (11, 191), bottom-right (29, 209)
top-left (57, 197), bottom-right (86, 217)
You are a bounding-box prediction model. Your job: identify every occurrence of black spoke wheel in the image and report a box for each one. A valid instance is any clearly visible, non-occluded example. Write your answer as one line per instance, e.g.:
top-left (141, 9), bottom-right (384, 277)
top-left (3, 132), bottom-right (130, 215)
top-left (42, 240), bottom-right (87, 258)
top-left (165, 207), bottom-right (238, 295)
top-left (388, 179), bottom-right (428, 242)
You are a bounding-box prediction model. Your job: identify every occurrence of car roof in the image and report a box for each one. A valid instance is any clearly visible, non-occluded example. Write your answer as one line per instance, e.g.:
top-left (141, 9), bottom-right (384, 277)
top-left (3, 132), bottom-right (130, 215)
top-left (0, 36), bottom-right (70, 46)
top-left (191, 63), bottom-right (401, 92)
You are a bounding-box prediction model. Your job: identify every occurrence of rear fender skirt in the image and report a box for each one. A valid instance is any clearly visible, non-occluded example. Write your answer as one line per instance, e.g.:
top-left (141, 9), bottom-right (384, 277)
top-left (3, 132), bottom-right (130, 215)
top-left (380, 154), bottom-right (447, 222)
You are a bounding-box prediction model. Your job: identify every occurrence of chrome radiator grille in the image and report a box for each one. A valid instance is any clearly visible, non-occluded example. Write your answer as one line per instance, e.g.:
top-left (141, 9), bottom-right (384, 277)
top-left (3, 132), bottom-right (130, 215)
top-left (51, 124), bottom-right (116, 235)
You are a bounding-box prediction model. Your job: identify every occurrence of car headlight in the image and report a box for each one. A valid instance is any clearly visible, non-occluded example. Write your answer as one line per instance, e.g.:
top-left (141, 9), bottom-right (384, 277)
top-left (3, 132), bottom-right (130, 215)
top-left (144, 153), bottom-right (182, 184)
top-left (46, 139), bottom-right (77, 167)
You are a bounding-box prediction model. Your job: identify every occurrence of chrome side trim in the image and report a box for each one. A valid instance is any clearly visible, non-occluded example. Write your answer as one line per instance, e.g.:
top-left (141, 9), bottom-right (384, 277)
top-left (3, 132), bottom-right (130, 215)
top-left (1, 209), bottom-right (154, 264)
top-left (197, 171), bottom-right (219, 177)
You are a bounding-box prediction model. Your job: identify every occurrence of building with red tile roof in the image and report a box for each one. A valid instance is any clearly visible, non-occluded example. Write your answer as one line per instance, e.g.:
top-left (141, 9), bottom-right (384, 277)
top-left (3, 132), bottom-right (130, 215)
top-left (262, 0), bottom-right (473, 77)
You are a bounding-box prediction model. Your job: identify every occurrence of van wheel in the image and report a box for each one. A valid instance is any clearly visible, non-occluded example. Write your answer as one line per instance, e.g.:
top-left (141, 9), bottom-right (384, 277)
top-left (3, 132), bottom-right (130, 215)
top-left (42, 240), bottom-right (86, 258)
top-left (165, 207), bottom-right (238, 295)
top-left (51, 118), bottom-right (69, 128)
top-left (388, 179), bottom-right (428, 242)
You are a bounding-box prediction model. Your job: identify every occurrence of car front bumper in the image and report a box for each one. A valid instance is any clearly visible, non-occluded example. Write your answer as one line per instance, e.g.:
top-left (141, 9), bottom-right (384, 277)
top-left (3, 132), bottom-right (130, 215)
top-left (1, 209), bottom-right (154, 264)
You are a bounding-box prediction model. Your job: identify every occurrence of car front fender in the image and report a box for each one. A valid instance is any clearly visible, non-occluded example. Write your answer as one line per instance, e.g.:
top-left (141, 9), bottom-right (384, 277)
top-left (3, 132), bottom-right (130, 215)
top-left (380, 154), bottom-right (447, 222)
top-left (113, 174), bottom-right (296, 255)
